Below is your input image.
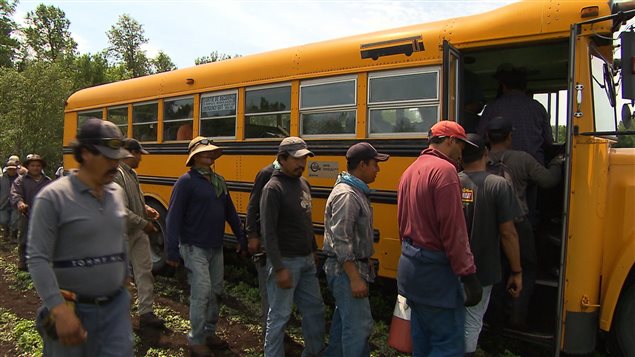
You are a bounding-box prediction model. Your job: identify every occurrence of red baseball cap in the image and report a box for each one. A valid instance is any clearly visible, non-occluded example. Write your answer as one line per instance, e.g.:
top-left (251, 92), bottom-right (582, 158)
top-left (429, 121), bottom-right (477, 147)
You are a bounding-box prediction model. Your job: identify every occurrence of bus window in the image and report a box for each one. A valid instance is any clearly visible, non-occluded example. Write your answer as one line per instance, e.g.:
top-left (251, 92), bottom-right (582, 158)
top-left (133, 102), bottom-right (158, 142)
top-left (368, 68), bottom-right (439, 135)
top-left (300, 76), bottom-right (356, 136)
top-left (200, 91), bottom-right (236, 139)
top-left (245, 85), bottom-right (291, 139)
top-left (78, 110), bottom-right (103, 132)
top-left (107, 106), bottom-right (128, 137)
top-left (164, 96), bottom-right (194, 141)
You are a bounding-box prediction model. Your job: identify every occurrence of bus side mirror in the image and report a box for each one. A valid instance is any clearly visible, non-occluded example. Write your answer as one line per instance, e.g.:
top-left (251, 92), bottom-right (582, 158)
top-left (620, 31), bottom-right (635, 100)
top-left (622, 103), bottom-right (633, 129)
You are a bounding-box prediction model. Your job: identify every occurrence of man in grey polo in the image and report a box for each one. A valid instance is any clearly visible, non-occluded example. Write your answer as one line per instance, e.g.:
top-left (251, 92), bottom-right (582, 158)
top-left (27, 118), bottom-right (133, 356)
top-left (113, 138), bottom-right (164, 329)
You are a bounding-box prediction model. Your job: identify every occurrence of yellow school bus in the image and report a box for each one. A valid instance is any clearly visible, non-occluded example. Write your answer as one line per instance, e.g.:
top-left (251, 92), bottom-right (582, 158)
top-left (63, 1), bottom-right (635, 354)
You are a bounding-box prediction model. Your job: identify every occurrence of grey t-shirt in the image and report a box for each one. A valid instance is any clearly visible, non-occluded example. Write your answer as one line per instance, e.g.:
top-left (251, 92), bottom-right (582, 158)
top-left (27, 174), bottom-right (128, 309)
top-left (459, 171), bottom-right (520, 285)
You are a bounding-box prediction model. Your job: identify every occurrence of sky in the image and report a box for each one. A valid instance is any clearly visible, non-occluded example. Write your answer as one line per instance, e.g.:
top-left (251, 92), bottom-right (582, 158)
top-left (14, 0), bottom-right (517, 69)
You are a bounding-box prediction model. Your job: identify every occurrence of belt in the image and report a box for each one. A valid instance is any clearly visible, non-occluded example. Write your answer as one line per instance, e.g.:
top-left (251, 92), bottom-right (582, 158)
top-left (68, 288), bottom-right (124, 305)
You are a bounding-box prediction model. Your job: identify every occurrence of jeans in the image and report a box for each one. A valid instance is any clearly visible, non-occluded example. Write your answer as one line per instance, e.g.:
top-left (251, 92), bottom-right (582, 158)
top-left (325, 272), bottom-right (373, 357)
top-left (128, 230), bottom-right (154, 315)
top-left (38, 288), bottom-right (133, 357)
top-left (180, 244), bottom-right (224, 345)
top-left (409, 300), bottom-right (465, 357)
top-left (0, 207), bottom-right (19, 233)
top-left (464, 285), bottom-right (493, 353)
top-left (255, 256), bottom-right (269, 338)
top-left (264, 255), bottom-right (325, 357)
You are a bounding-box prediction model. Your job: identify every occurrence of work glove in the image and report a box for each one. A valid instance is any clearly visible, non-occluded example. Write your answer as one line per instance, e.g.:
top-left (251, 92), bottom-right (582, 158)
top-left (461, 273), bottom-right (483, 307)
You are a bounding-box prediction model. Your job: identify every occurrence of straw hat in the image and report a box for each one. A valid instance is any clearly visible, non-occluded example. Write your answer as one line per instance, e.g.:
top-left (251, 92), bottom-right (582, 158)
top-left (185, 136), bottom-right (223, 166)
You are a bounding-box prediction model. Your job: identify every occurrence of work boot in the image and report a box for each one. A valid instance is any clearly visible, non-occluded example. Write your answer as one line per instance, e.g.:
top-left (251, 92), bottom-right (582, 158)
top-left (189, 344), bottom-right (214, 357)
top-left (139, 312), bottom-right (166, 330)
top-left (205, 334), bottom-right (228, 349)
top-left (10, 231), bottom-right (18, 244)
top-left (17, 260), bottom-right (27, 272)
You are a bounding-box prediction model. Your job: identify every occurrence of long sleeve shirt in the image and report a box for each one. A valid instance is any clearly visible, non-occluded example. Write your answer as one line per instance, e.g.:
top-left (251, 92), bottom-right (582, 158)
top-left (10, 173), bottom-right (52, 211)
top-left (0, 174), bottom-right (18, 210)
top-left (113, 162), bottom-right (148, 235)
top-left (397, 147), bottom-right (476, 276)
top-left (323, 181), bottom-right (375, 282)
top-left (165, 169), bottom-right (245, 262)
top-left (260, 170), bottom-right (316, 271)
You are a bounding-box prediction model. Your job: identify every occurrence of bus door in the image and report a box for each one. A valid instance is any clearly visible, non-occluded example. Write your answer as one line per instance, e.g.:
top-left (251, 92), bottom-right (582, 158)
top-left (443, 40), bottom-right (462, 122)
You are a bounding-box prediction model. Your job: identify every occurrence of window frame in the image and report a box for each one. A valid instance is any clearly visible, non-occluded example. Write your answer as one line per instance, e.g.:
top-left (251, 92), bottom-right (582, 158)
top-left (244, 83), bottom-right (292, 140)
top-left (367, 66), bottom-right (441, 138)
top-left (132, 100), bottom-right (159, 143)
top-left (199, 90), bottom-right (238, 140)
top-left (299, 75), bottom-right (358, 138)
top-left (106, 105), bottom-right (129, 137)
top-left (77, 109), bottom-right (103, 132)
top-left (163, 95), bottom-right (195, 142)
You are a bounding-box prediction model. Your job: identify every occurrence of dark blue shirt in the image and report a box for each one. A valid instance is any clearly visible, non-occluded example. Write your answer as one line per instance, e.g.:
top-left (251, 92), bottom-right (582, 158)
top-left (165, 169), bottom-right (245, 261)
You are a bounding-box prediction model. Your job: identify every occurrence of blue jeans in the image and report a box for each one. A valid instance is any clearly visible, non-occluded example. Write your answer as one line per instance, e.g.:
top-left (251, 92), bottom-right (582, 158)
top-left (325, 272), bottom-right (373, 357)
top-left (464, 285), bottom-right (493, 353)
top-left (264, 255), bottom-right (325, 357)
top-left (38, 288), bottom-right (133, 357)
top-left (409, 300), bottom-right (465, 357)
top-left (180, 244), bottom-right (224, 345)
top-left (0, 207), bottom-right (19, 232)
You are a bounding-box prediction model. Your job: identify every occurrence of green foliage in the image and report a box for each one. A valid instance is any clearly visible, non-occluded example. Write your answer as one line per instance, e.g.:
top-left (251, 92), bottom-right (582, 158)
top-left (0, 308), bottom-right (42, 356)
top-left (106, 14), bottom-right (149, 78)
top-left (23, 4), bottom-right (77, 62)
top-left (144, 347), bottom-right (186, 357)
top-left (152, 51), bottom-right (176, 73)
top-left (194, 51), bottom-right (239, 65)
top-left (0, 0), bottom-right (19, 68)
top-left (614, 122), bottom-right (635, 148)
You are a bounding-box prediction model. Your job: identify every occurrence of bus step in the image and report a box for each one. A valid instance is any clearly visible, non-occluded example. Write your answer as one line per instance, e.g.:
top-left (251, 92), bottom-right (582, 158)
top-left (535, 279), bottom-right (559, 288)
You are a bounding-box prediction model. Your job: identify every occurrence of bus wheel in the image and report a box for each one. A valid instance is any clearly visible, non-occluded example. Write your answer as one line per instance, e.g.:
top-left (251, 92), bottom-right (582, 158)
top-left (610, 284), bottom-right (635, 356)
top-left (146, 200), bottom-right (167, 274)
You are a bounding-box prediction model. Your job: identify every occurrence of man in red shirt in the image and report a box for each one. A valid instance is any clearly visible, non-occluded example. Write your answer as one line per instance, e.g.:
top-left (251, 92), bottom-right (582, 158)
top-left (397, 120), bottom-right (482, 356)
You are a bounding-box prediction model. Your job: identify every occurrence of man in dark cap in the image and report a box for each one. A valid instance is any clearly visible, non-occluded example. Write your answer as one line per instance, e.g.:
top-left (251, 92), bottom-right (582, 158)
top-left (479, 63), bottom-right (553, 165)
top-left (397, 121), bottom-right (482, 356)
top-left (165, 136), bottom-right (246, 357)
top-left (260, 136), bottom-right (325, 356)
top-left (113, 138), bottom-right (164, 329)
top-left (323, 142), bottom-right (389, 356)
top-left (28, 118), bottom-right (133, 355)
top-left (459, 133), bottom-right (522, 355)
top-left (11, 153), bottom-right (51, 271)
top-left (486, 116), bottom-right (564, 329)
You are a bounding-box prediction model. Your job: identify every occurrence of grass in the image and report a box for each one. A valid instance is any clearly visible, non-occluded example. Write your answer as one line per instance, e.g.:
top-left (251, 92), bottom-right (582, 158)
top-left (0, 308), bottom-right (42, 357)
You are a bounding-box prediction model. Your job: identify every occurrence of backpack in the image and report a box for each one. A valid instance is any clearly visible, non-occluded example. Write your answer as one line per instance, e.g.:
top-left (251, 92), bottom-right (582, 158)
top-left (486, 152), bottom-right (515, 190)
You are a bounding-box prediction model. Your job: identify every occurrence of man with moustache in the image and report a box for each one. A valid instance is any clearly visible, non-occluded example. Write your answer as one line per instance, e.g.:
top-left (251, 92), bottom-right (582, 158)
top-left (397, 121), bottom-right (482, 356)
top-left (260, 137), bottom-right (325, 356)
top-left (113, 138), bottom-right (164, 329)
top-left (11, 153), bottom-right (52, 271)
top-left (165, 136), bottom-right (246, 357)
top-left (27, 118), bottom-right (133, 356)
top-left (323, 142), bottom-right (389, 356)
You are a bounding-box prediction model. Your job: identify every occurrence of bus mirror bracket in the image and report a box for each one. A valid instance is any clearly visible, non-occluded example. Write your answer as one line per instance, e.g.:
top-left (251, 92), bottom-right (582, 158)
top-left (620, 31), bottom-right (635, 100)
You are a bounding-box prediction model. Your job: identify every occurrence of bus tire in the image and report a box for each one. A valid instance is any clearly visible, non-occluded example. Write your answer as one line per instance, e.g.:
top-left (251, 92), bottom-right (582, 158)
top-left (145, 199), bottom-right (167, 274)
top-left (610, 283), bottom-right (635, 356)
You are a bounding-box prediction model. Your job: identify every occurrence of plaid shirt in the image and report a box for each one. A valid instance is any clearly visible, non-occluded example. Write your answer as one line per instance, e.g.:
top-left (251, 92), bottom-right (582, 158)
top-left (322, 181), bottom-right (375, 282)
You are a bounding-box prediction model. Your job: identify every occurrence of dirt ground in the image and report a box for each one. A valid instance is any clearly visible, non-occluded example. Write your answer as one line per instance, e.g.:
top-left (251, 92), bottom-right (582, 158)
top-left (0, 239), bottom-right (304, 357)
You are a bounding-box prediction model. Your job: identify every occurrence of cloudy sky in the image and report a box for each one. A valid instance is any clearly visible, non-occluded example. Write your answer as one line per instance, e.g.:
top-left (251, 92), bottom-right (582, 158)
top-left (15, 0), bottom-right (516, 68)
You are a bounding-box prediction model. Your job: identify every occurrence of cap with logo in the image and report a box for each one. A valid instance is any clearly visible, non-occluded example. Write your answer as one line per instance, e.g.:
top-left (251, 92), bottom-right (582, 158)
top-left (124, 138), bottom-right (149, 154)
top-left (429, 121), bottom-right (478, 148)
top-left (77, 118), bottom-right (131, 160)
top-left (346, 142), bottom-right (389, 163)
top-left (279, 137), bottom-right (314, 158)
top-left (185, 136), bottom-right (222, 166)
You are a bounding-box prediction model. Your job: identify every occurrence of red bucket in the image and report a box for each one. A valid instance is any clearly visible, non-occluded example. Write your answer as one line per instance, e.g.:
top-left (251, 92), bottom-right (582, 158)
top-left (388, 294), bottom-right (413, 353)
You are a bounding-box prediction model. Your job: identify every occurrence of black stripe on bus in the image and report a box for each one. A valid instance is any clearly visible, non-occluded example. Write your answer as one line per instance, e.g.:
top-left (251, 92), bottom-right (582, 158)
top-left (137, 175), bottom-right (398, 205)
top-left (63, 138), bottom-right (426, 157)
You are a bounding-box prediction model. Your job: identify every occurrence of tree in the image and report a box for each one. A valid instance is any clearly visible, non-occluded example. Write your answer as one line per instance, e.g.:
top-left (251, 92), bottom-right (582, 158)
top-left (71, 53), bottom-right (112, 89)
top-left (194, 51), bottom-right (239, 65)
top-left (0, 0), bottom-right (19, 67)
top-left (23, 4), bottom-right (77, 62)
top-left (152, 50), bottom-right (176, 73)
top-left (106, 14), bottom-right (149, 77)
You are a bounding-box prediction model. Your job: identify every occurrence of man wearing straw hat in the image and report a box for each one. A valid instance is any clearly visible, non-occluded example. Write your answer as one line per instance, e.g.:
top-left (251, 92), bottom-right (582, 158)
top-left (165, 136), bottom-right (246, 357)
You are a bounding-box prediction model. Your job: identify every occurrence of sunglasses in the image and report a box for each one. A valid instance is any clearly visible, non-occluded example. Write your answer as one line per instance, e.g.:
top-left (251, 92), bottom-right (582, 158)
top-left (192, 138), bottom-right (214, 149)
